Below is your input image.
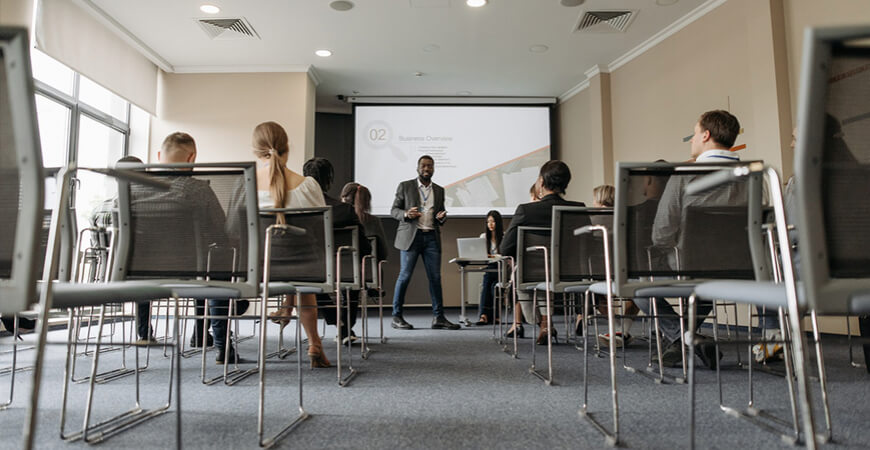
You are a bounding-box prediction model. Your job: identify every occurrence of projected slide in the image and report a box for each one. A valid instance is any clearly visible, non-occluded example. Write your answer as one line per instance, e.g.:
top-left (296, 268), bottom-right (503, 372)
top-left (355, 106), bottom-right (551, 216)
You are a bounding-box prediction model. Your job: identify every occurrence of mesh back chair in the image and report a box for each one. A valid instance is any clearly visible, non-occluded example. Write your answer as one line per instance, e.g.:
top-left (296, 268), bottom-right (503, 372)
top-left (593, 161), bottom-right (764, 384)
top-left (114, 163), bottom-right (262, 387)
top-left (689, 26), bottom-right (870, 450)
top-left (0, 27), bottom-right (43, 430)
top-left (257, 206), bottom-right (366, 446)
top-left (541, 207), bottom-right (619, 446)
top-left (1, 26), bottom-right (180, 448)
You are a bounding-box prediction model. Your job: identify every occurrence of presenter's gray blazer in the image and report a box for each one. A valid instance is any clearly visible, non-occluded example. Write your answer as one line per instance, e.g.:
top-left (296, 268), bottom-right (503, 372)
top-left (390, 179), bottom-right (447, 251)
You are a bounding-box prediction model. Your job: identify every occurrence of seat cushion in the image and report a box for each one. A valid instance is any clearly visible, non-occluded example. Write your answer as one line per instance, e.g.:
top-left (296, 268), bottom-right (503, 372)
top-left (693, 280), bottom-right (788, 309)
top-left (634, 284), bottom-right (697, 298)
top-left (41, 281), bottom-right (176, 309)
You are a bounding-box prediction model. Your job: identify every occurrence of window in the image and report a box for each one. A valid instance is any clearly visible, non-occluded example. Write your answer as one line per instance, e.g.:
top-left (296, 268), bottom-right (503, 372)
top-left (30, 49), bottom-right (149, 237)
top-left (34, 94), bottom-right (70, 168)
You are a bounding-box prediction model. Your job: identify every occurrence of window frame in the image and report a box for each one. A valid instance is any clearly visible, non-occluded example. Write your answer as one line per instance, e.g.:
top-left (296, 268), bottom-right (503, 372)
top-left (33, 75), bottom-right (132, 168)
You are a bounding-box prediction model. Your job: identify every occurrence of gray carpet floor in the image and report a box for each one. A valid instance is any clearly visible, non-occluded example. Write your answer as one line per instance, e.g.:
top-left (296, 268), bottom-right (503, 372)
top-left (1, 308), bottom-right (869, 449)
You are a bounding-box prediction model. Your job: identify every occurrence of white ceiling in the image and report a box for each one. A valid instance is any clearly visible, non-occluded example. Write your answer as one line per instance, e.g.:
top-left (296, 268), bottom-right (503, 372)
top-left (85, 0), bottom-right (713, 112)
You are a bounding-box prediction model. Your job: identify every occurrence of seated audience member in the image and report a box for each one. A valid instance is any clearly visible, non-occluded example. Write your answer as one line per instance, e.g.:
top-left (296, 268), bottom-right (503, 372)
top-left (475, 210), bottom-right (504, 326)
top-left (149, 133), bottom-right (241, 363)
top-left (340, 182), bottom-right (387, 262)
top-left (637, 109), bottom-right (744, 369)
top-left (500, 160), bottom-right (585, 344)
top-left (505, 183), bottom-right (543, 338)
top-left (303, 158), bottom-right (371, 343)
top-left (340, 182), bottom-right (388, 341)
top-left (255, 123), bottom-right (331, 368)
top-left (579, 184), bottom-right (641, 346)
top-left (90, 156), bottom-right (161, 346)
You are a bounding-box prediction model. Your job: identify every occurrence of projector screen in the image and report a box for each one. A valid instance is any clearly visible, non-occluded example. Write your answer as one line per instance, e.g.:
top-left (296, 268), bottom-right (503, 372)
top-left (354, 105), bottom-right (551, 216)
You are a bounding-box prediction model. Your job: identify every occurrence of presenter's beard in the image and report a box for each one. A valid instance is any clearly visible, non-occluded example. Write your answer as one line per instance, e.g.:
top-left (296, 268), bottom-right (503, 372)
top-left (418, 173), bottom-right (432, 184)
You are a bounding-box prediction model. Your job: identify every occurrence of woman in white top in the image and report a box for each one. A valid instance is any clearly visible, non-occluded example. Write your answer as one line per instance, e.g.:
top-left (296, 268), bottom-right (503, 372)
top-left (254, 121), bottom-right (331, 368)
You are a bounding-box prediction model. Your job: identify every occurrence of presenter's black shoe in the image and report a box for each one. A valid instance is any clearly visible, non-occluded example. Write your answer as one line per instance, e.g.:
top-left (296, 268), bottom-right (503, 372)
top-left (391, 316), bottom-right (414, 330)
top-left (431, 316), bottom-right (460, 330)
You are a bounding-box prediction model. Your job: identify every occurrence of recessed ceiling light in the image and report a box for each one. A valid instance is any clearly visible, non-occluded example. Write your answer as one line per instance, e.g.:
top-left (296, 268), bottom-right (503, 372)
top-left (466, 0), bottom-right (487, 7)
top-left (423, 44), bottom-right (441, 53)
top-left (329, 0), bottom-right (355, 11)
top-left (655, 0), bottom-right (678, 5)
top-left (414, 72), bottom-right (424, 77)
top-left (315, 49), bottom-right (333, 57)
top-left (199, 4), bottom-right (220, 14)
top-left (529, 44), bottom-right (549, 53)
top-left (560, 0), bottom-right (585, 6)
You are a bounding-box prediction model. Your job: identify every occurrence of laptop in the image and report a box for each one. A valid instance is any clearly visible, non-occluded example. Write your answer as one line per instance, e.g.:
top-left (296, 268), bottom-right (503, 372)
top-left (456, 237), bottom-right (490, 260)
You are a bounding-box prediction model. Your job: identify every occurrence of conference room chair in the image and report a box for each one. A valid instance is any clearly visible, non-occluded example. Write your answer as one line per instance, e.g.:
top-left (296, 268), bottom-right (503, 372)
top-left (0, 26), bottom-right (188, 448)
top-left (688, 24), bottom-right (870, 450)
top-left (257, 207), bottom-right (362, 387)
top-left (515, 225), bottom-right (554, 384)
top-left (533, 206), bottom-right (594, 345)
top-left (567, 207), bottom-right (619, 446)
top-left (587, 161), bottom-right (762, 385)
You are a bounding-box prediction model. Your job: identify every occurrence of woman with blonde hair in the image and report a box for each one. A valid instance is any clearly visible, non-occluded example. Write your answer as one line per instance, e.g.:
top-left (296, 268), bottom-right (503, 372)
top-left (253, 121), bottom-right (331, 368)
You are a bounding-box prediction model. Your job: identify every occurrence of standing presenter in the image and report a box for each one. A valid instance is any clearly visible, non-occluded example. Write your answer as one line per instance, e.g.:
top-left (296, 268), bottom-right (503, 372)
top-left (391, 155), bottom-right (460, 330)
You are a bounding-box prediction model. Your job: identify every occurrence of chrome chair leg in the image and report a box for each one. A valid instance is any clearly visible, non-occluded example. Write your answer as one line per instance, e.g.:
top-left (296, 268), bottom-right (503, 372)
top-left (809, 311), bottom-right (832, 442)
top-left (77, 300), bottom-right (177, 444)
top-left (846, 316), bottom-right (865, 368)
top-left (258, 291), bottom-right (308, 448)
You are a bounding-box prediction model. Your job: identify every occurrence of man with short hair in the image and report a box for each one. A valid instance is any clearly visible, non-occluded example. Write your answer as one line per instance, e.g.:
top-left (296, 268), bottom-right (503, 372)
top-left (149, 132), bottom-right (244, 364)
top-left (391, 155), bottom-right (458, 330)
top-left (638, 110), bottom-right (743, 369)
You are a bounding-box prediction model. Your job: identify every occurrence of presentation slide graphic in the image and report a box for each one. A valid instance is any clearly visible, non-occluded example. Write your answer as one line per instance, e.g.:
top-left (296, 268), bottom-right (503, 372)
top-left (355, 106), bottom-right (551, 216)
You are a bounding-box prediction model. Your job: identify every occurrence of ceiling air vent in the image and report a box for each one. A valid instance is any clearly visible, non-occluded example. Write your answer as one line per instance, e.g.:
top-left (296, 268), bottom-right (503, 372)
top-left (574, 10), bottom-right (636, 33)
top-left (196, 17), bottom-right (260, 40)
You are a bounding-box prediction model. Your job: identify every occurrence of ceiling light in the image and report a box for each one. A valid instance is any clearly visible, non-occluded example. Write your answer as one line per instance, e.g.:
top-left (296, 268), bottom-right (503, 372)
top-left (466, 0), bottom-right (487, 7)
top-left (655, 0), bottom-right (678, 5)
top-left (315, 49), bottom-right (333, 57)
top-left (560, 0), bottom-right (585, 6)
top-left (329, 0), bottom-right (355, 11)
top-left (529, 44), bottom-right (549, 53)
top-left (414, 72), bottom-right (424, 77)
top-left (199, 4), bottom-right (220, 14)
top-left (422, 44), bottom-right (441, 53)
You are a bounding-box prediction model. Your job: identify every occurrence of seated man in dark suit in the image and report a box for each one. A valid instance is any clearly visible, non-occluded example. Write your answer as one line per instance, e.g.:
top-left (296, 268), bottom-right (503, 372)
top-left (500, 160), bottom-right (585, 344)
top-left (303, 157), bottom-right (371, 343)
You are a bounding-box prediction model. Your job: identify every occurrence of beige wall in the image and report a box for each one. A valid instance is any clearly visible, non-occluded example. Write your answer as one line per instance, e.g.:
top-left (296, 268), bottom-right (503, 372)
top-left (150, 71), bottom-right (316, 170)
top-left (609, 0), bottom-right (789, 170)
top-left (0, 0), bottom-right (33, 28)
top-left (556, 86), bottom-right (600, 203)
top-left (554, 0), bottom-right (868, 334)
top-left (783, 0), bottom-right (870, 125)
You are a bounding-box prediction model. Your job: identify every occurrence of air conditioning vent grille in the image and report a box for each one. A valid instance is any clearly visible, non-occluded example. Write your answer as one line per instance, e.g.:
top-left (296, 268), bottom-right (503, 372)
top-left (196, 17), bottom-right (260, 40)
top-left (574, 10), bottom-right (635, 33)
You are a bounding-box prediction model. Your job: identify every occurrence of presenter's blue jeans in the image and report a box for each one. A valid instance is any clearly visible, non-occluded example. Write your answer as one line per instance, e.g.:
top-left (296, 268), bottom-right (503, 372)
top-left (393, 231), bottom-right (443, 318)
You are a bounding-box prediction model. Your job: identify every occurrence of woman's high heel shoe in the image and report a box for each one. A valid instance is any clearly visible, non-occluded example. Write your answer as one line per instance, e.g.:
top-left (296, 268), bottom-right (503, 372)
top-left (504, 325), bottom-right (524, 339)
top-left (307, 348), bottom-right (332, 368)
top-left (269, 308), bottom-right (293, 328)
top-left (536, 327), bottom-right (558, 345)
